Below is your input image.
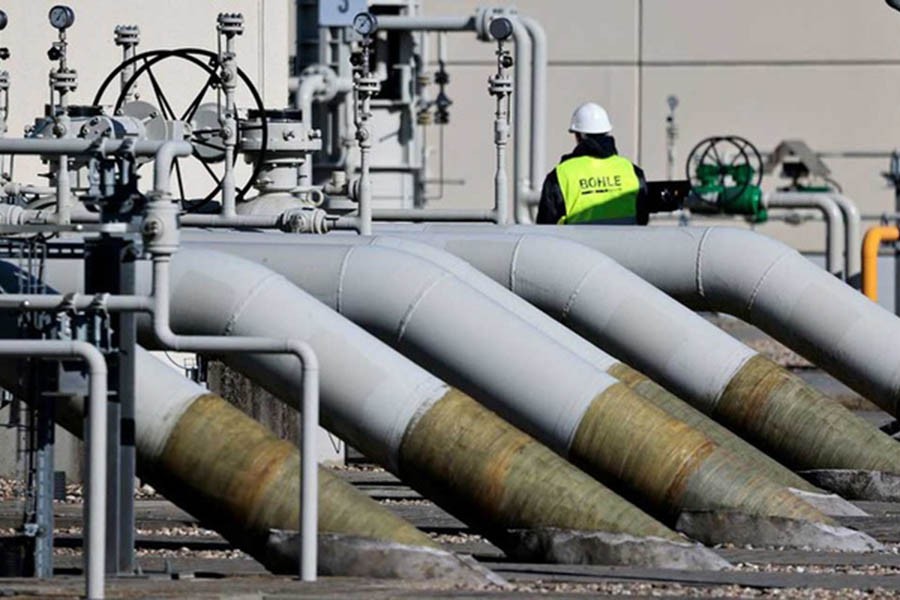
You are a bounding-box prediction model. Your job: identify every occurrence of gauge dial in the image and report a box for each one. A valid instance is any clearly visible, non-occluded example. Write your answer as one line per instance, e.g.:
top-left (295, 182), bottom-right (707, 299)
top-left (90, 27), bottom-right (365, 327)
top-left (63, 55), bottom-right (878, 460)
top-left (352, 12), bottom-right (377, 37)
top-left (48, 5), bottom-right (75, 30)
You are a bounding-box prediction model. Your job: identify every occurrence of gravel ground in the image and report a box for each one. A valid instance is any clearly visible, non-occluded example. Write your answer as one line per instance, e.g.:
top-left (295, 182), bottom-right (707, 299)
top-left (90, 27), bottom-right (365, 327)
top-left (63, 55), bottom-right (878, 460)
top-left (508, 582), bottom-right (900, 598)
top-left (733, 562), bottom-right (900, 576)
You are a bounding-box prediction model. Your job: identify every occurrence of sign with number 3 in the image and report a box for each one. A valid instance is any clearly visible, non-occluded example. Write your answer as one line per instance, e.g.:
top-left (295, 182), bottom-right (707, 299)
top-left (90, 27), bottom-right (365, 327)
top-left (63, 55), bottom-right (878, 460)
top-left (319, 0), bottom-right (368, 27)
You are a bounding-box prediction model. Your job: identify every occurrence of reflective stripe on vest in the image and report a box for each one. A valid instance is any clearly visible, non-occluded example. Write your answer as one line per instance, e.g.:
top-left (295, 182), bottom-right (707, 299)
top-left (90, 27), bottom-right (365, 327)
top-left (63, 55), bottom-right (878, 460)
top-left (555, 155), bottom-right (640, 224)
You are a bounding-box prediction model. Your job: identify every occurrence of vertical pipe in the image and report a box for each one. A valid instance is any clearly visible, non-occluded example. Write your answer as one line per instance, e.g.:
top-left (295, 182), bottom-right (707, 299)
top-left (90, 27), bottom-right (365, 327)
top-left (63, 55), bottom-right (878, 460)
top-left (830, 193), bottom-right (862, 288)
top-left (512, 19), bottom-right (531, 225)
top-left (521, 16), bottom-right (546, 214)
top-left (862, 225), bottom-right (900, 301)
top-left (0, 342), bottom-right (106, 600)
top-left (56, 153), bottom-right (70, 225)
top-left (299, 351), bottom-right (318, 581)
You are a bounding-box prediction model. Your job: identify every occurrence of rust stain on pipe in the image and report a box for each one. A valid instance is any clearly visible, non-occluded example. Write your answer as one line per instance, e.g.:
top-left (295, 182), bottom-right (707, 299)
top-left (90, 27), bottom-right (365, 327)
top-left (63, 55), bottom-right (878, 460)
top-left (608, 362), bottom-right (818, 493)
top-left (156, 394), bottom-right (436, 555)
top-left (569, 382), bottom-right (830, 524)
top-left (400, 389), bottom-right (679, 541)
top-left (719, 355), bottom-right (900, 473)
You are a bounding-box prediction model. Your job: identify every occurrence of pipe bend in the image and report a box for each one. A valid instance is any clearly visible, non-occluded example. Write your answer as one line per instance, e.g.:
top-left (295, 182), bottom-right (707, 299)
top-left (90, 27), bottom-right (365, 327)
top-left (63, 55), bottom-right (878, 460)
top-left (335, 244), bottom-right (457, 340)
top-left (861, 225), bottom-right (900, 301)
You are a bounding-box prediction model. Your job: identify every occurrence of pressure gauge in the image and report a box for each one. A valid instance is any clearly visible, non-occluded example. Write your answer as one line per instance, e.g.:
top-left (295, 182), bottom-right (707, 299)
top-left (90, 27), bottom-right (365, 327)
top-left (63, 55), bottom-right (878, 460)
top-left (0, 11), bottom-right (8, 31)
top-left (48, 5), bottom-right (75, 31)
top-left (352, 12), bottom-right (377, 37)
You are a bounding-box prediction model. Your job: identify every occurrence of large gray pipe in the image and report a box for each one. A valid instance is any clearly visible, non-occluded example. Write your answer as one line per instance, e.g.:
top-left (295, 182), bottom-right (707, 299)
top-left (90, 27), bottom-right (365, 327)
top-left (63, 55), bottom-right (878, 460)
top-left (188, 235), bottom-right (841, 533)
top-left (483, 224), bottom-right (900, 420)
top-left (127, 348), bottom-right (440, 570)
top-left (0, 270), bottom-right (440, 571)
top-left (370, 225), bottom-right (900, 475)
top-left (185, 230), bottom-right (813, 493)
top-left (29, 247), bottom-right (684, 552)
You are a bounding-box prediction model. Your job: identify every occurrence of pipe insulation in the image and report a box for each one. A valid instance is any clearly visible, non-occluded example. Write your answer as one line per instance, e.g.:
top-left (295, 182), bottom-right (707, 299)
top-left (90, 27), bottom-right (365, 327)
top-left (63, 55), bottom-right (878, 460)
top-left (129, 349), bottom-right (437, 563)
top-left (0, 340), bottom-right (436, 569)
top-left (187, 230), bottom-right (814, 493)
top-left (191, 236), bottom-right (833, 528)
top-left (371, 227), bottom-right (900, 475)
top-left (4, 252), bottom-right (681, 552)
top-left (127, 249), bottom-right (680, 547)
top-left (480, 225), bottom-right (900, 421)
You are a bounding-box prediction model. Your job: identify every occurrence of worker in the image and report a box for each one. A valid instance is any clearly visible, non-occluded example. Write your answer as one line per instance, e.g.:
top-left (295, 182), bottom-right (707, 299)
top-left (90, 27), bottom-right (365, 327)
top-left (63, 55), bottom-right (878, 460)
top-left (537, 102), bottom-right (649, 225)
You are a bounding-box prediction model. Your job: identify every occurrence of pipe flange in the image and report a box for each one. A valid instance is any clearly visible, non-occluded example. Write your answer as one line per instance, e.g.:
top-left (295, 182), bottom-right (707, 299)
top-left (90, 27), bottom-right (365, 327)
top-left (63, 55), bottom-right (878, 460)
top-left (113, 25), bottom-right (140, 47)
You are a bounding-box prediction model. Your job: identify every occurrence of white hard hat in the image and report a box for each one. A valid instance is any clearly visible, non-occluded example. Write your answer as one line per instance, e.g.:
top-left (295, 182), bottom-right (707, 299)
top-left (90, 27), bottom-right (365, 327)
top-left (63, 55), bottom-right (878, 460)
top-left (569, 102), bottom-right (613, 134)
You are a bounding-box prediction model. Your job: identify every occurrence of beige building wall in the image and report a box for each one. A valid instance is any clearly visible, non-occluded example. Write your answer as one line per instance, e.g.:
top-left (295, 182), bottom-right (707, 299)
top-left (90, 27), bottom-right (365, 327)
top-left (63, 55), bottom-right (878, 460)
top-left (423, 0), bottom-right (900, 252)
top-left (1, 0), bottom-right (289, 190)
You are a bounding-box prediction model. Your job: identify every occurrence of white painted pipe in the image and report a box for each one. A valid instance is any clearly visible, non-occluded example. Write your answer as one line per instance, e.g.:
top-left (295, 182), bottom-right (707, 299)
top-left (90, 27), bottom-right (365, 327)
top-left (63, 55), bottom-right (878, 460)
top-left (440, 223), bottom-right (900, 419)
top-left (830, 193), bottom-right (862, 287)
top-left (766, 192), bottom-right (844, 278)
top-left (184, 235), bottom-right (852, 529)
top-left (148, 256), bottom-right (320, 581)
top-left (0, 340), bottom-right (106, 600)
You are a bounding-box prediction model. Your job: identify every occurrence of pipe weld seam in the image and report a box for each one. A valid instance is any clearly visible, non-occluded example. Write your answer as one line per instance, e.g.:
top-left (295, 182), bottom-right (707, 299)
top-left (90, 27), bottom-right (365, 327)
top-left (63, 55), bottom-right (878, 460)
top-left (562, 263), bottom-right (604, 322)
top-left (396, 272), bottom-right (453, 344)
top-left (508, 235), bottom-right (528, 293)
top-left (335, 246), bottom-right (358, 315)
top-left (695, 227), bottom-right (714, 301)
top-left (222, 271), bottom-right (285, 337)
top-left (744, 252), bottom-right (792, 316)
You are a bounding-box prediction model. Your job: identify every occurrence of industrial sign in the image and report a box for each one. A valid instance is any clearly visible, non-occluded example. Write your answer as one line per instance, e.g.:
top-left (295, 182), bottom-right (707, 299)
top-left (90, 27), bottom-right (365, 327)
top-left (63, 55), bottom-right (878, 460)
top-left (319, 0), bottom-right (369, 27)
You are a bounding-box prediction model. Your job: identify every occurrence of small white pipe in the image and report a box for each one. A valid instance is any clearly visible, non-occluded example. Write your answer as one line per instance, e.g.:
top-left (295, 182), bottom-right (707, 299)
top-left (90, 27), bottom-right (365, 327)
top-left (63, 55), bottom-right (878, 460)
top-left (766, 192), bottom-right (844, 278)
top-left (512, 19), bottom-right (532, 225)
top-left (0, 341), bottom-right (106, 599)
top-left (149, 257), bottom-right (319, 581)
top-left (521, 16), bottom-right (547, 220)
top-left (829, 193), bottom-right (862, 287)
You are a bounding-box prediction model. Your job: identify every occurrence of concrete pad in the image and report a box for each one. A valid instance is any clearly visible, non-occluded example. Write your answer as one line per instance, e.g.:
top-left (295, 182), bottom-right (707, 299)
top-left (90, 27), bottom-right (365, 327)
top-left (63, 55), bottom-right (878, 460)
top-left (504, 529), bottom-right (731, 571)
top-left (801, 470), bottom-right (900, 502)
top-left (676, 511), bottom-right (884, 552)
top-left (265, 531), bottom-right (507, 586)
top-left (789, 488), bottom-right (869, 517)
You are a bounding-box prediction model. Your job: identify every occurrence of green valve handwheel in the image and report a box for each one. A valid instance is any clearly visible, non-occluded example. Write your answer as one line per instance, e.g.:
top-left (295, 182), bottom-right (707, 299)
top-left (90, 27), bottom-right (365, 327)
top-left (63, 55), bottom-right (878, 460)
top-left (686, 135), bottom-right (766, 223)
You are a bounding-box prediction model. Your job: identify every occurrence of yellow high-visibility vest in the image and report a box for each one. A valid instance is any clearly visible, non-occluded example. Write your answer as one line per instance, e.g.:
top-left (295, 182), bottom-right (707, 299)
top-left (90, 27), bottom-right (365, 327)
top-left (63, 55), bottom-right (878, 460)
top-left (555, 155), bottom-right (640, 224)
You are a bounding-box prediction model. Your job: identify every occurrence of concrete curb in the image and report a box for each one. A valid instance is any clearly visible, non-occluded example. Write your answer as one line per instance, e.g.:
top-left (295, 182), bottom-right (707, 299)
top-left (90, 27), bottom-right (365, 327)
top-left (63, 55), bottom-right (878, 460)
top-left (676, 511), bottom-right (884, 552)
top-left (265, 531), bottom-right (509, 586)
top-left (504, 529), bottom-right (731, 570)
top-left (801, 470), bottom-right (900, 502)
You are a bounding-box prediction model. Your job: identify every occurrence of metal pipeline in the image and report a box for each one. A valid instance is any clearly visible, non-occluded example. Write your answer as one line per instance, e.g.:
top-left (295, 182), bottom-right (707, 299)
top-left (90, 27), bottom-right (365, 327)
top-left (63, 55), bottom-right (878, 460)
top-left (766, 193), bottom-right (844, 278)
top-left (377, 11), bottom-right (545, 224)
top-left (371, 227), bottom-right (900, 475)
top-left (186, 230), bottom-right (814, 493)
top-left (129, 348), bottom-right (438, 569)
top-left (464, 224), bottom-right (900, 422)
top-left (831, 194), bottom-right (862, 287)
top-left (191, 236), bottom-right (835, 530)
top-left (862, 225), bottom-right (899, 301)
top-left (517, 15), bottom-right (547, 223)
top-left (124, 248), bottom-right (680, 550)
top-left (0, 340), bottom-right (106, 600)
top-left (0, 273), bottom-right (438, 575)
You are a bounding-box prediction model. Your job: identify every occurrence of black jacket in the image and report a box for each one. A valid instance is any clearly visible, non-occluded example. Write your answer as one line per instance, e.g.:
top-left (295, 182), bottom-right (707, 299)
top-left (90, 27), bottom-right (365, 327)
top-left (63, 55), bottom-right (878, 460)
top-left (536, 135), bottom-right (649, 224)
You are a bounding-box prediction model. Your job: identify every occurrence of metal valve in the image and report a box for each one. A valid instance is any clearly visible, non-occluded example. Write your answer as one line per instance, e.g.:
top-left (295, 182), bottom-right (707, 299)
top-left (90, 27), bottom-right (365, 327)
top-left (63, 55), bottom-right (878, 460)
top-left (217, 13), bottom-right (245, 37)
